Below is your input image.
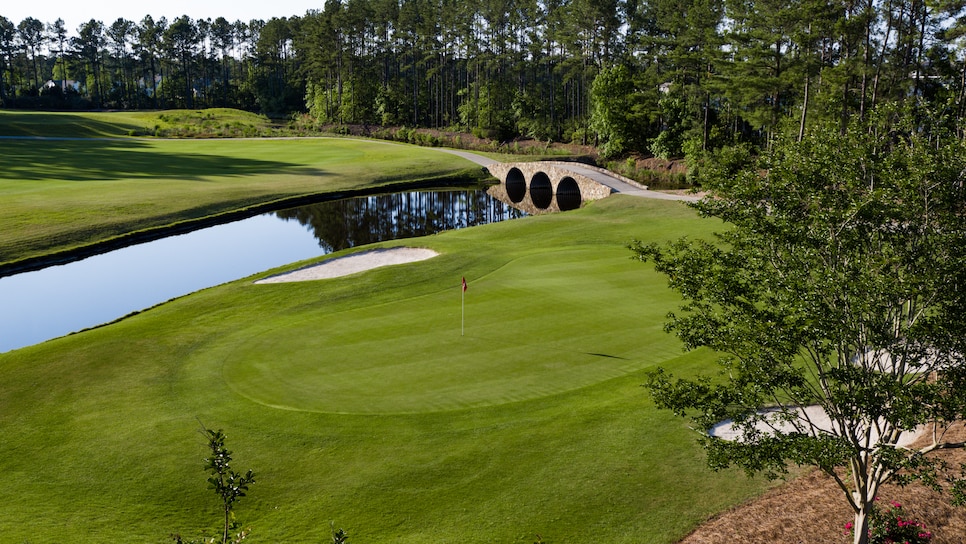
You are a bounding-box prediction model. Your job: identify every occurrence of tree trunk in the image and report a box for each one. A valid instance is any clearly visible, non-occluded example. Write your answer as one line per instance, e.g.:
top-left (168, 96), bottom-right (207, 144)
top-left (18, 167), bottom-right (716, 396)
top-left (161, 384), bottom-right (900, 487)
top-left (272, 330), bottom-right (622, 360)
top-left (957, 62), bottom-right (966, 136)
top-left (913, 0), bottom-right (928, 98)
top-left (799, 74), bottom-right (809, 142)
top-left (852, 506), bottom-right (871, 544)
top-left (223, 505), bottom-right (230, 544)
top-left (860, 0), bottom-right (872, 121)
top-left (0, 55), bottom-right (6, 104)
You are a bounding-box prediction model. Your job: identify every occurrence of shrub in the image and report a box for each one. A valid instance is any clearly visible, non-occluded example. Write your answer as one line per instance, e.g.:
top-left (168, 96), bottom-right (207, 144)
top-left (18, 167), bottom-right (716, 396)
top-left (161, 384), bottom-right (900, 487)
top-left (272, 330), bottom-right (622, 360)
top-left (845, 501), bottom-right (933, 544)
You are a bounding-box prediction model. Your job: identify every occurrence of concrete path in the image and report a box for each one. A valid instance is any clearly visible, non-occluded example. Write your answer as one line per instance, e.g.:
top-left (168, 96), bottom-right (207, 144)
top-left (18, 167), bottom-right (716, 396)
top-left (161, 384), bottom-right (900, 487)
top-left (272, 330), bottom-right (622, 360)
top-left (438, 148), bottom-right (499, 168)
top-left (560, 162), bottom-right (700, 202)
top-left (438, 148), bottom-right (700, 202)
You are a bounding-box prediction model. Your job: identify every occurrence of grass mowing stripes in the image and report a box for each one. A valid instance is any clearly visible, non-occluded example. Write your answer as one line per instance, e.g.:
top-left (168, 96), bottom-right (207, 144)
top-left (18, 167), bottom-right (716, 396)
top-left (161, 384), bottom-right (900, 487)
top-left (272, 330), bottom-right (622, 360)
top-left (0, 111), bottom-right (780, 542)
top-left (0, 136), bottom-right (476, 265)
top-left (222, 247), bottom-right (677, 414)
top-left (0, 194), bottom-right (778, 543)
top-left (0, 109), bottom-right (280, 138)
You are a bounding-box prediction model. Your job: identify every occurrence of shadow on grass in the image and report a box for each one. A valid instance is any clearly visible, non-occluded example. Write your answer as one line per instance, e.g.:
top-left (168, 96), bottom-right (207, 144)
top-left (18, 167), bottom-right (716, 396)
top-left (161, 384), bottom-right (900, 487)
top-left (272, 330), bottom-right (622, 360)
top-left (586, 352), bottom-right (628, 360)
top-left (0, 138), bottom-right (316, 182)
top-left (0, 112), bottom-right (148, 138)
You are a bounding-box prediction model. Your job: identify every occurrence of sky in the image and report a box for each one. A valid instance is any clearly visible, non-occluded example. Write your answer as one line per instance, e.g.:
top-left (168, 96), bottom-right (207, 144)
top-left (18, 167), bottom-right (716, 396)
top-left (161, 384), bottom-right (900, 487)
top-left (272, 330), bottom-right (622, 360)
top-left (2, 0), bottom-right (323, 35)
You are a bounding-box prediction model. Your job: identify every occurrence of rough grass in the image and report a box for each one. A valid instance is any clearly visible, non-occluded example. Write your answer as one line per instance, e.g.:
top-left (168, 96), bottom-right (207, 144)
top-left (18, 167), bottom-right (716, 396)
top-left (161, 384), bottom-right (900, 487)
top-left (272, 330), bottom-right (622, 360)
top-left (149, 108), bottom-right (279, 137)
top-left (0, 196), bottom-right (781, 543)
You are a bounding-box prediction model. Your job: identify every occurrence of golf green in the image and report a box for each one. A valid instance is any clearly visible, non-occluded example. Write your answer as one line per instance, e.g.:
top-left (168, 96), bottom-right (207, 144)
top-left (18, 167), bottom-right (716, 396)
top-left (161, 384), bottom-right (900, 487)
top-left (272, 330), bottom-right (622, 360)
top-left (216, 247), bottom-right (683, 414)
top-left (0, 112), bottom-right (783, 543)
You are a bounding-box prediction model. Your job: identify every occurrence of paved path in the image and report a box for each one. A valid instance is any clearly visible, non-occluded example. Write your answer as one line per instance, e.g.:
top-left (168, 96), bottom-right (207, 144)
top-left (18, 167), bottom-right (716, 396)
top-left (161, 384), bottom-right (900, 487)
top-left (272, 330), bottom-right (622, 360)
top-left (438, 148), bottom-right (700, 202)
top-left (438, 148), bottom-right (500, 167)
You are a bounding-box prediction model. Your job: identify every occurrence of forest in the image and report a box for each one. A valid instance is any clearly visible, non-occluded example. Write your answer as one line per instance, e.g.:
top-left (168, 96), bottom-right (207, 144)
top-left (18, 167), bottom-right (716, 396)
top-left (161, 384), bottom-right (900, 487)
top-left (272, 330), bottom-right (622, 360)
top-left (2, 0), bottom-right (966, 158)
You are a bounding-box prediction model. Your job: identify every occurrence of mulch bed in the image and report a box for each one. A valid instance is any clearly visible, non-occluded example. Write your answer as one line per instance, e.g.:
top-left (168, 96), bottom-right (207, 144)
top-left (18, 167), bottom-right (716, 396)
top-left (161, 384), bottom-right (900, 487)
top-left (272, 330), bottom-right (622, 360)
top-left (679, 426), bottom-right (966, 544)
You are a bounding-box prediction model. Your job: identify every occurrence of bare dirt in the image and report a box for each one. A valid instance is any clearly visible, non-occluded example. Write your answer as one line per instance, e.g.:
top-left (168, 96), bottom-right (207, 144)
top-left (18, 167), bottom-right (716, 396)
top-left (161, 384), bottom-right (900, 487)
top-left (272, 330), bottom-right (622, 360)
top-left (679, 426), bottom-right (966, 544)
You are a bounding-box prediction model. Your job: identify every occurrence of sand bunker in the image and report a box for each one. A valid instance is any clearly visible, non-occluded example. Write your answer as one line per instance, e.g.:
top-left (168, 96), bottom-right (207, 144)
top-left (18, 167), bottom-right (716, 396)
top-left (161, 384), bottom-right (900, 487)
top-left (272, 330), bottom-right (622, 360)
top-left (254, 247), bottom-right (439, 284)
top-left (710, 405), bottom-right (924, 447)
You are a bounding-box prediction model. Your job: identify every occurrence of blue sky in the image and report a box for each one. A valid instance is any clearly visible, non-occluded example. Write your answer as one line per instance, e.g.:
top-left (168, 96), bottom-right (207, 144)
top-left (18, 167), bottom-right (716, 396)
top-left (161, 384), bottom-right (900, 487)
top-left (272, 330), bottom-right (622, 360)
top-left (3, 0), bottom-right (322, 35)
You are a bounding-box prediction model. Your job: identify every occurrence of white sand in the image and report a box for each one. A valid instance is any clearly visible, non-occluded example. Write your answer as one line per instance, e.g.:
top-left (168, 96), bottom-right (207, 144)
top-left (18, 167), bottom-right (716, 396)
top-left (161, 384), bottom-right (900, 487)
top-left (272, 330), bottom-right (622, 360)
top-left (710, 404), bottom-right (924, 447)
top-left (254, 247), bottom-right (439, 284)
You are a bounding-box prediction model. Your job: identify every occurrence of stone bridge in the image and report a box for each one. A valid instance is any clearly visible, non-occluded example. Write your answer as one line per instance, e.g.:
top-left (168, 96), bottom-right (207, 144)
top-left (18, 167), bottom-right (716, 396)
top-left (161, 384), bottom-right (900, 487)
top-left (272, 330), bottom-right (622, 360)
top-left (437, 149), bottom-right (693, 211)
top-left (484, 162), bottom-right (617, 213)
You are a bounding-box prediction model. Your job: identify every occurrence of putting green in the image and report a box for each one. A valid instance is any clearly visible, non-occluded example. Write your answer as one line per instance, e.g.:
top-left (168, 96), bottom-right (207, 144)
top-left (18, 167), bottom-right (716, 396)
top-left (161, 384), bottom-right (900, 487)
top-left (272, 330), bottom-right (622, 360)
top-left (219, 247), bottom-right (683, 413)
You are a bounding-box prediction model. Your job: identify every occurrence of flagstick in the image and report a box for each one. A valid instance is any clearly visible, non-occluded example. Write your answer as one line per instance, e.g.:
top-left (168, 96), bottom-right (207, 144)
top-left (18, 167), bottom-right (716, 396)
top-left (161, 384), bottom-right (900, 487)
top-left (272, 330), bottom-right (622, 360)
top-left (461, 280), bottom-right (465, 337)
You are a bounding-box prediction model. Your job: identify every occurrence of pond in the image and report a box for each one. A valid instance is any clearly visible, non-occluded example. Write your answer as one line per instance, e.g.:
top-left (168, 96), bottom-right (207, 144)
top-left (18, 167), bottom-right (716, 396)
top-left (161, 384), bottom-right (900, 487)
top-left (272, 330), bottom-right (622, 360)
top-left (0, 186), bottom-right (526, 353)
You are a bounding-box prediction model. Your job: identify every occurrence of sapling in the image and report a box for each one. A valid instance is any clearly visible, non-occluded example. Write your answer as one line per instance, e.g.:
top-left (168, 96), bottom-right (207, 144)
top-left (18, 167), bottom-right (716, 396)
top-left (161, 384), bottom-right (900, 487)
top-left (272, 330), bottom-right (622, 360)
top-left (199, 422), bottom-right (255, 544)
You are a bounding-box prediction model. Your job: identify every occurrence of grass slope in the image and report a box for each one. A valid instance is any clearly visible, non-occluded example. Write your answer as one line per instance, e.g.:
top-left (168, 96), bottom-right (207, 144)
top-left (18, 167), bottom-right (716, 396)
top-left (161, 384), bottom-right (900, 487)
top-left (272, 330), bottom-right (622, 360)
top-left (0, 195), bottom-right (775, 543)
top-left (0, 134), bottom-right (476, 265)
top-left (0, 109), bottom-right (275, 138)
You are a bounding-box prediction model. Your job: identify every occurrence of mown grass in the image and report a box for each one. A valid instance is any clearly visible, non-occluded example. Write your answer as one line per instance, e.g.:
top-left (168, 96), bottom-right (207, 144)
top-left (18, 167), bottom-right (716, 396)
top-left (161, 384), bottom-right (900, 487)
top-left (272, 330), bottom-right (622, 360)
top-left (0, 109), bottom-right (278, 138)
top-left (0, 192), bottom-right (777, 543)
top-left (0, 109), bottom-right (155, 138)
top-left (0, 126), bottom-right (480, 266)
top-left (0, 110), bottom-right (779, 542)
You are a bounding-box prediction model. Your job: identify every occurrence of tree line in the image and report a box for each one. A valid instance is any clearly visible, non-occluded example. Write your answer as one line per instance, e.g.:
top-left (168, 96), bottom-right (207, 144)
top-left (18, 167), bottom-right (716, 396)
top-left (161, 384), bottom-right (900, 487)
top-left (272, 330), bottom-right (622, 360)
top-left (2, 0), bottom-right (966, 157)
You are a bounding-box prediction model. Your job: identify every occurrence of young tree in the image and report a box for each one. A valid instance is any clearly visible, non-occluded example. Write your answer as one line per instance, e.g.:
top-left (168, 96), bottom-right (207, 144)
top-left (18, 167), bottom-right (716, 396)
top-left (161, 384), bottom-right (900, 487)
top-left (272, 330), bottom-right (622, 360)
top-left (634, 109), bottom-right (966, 544)
top-left (200, 423), bottom-right (255, 544)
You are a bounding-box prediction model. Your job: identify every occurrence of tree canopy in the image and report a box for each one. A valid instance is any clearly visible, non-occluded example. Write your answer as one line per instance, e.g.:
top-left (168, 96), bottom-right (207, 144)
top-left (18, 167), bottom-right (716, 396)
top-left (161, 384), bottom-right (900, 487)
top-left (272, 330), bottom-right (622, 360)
top-left (634, 107), bottom-right (966, 544)
top-left (2, 0), bottom-right (966, 155)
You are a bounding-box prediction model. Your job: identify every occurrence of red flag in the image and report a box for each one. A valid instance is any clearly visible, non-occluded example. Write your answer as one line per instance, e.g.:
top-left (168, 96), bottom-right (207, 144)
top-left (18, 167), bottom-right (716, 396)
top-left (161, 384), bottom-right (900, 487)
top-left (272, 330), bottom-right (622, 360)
top-left (461, 277), bottom-right (467, 292)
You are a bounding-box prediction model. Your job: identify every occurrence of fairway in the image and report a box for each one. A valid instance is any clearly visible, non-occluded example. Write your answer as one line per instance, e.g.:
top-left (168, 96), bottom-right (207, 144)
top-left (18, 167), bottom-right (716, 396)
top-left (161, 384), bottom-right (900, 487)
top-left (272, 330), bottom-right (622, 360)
top-left (0, 114), bottom-right (781, 543)
top-left (223, 247), bottom-right (682, 414)
top-left (0, 134), bottom-right (479, 267)
top-left (0, 193), bottom-right (778, 543)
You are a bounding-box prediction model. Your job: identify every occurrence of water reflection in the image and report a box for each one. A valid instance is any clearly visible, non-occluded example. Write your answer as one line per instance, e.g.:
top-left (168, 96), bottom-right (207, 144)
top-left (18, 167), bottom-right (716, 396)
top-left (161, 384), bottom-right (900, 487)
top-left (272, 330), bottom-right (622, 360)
top-left (0, 186), bottom-right (525, 353)
top-left (276, 188), bottom-right (526, 252)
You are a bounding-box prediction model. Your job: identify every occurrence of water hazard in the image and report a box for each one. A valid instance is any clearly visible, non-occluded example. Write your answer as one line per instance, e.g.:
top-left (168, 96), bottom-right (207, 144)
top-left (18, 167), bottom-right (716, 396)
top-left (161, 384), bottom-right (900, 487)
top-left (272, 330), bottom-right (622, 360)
top-left (0, 187), bottom-right (525, 353)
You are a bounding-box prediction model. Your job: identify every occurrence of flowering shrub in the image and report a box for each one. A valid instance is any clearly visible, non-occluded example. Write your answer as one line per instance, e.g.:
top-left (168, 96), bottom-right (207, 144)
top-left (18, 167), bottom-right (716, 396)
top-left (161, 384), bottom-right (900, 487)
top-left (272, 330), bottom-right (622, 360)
top-left (844, 500), bottom-right (933, 544)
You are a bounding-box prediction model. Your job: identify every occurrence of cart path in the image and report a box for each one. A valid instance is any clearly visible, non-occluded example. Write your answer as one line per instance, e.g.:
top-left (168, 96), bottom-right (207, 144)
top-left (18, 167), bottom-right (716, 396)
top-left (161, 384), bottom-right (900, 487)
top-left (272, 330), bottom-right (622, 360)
top-left (437, 148), bottom-right (700, 202)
